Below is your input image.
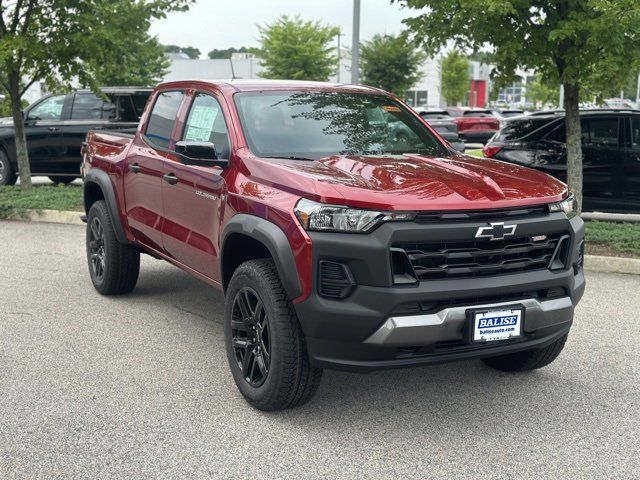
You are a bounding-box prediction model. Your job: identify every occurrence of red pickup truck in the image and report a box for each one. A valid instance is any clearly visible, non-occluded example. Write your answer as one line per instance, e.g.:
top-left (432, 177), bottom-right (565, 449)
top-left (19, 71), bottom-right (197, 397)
top-left (82, 80), bottom-right (585, 411)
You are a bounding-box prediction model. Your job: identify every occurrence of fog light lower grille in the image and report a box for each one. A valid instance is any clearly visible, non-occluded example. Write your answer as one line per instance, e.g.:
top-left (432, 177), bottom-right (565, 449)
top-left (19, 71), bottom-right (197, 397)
top-left (318, 260), bottom-right (355, 299)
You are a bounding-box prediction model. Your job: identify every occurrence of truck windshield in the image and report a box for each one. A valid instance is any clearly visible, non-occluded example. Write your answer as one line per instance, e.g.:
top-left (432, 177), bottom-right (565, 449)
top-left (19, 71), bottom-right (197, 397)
top-left (234, 91), bottom-right (448, 160)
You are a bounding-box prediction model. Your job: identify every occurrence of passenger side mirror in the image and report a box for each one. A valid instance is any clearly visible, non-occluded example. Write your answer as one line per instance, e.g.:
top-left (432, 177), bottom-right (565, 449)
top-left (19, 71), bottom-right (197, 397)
top-left (174, 141), bottom-right (228, 168)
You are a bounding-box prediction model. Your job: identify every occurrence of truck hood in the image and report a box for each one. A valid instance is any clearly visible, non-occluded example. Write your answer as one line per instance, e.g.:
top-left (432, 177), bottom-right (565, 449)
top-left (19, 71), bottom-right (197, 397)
top-left (248, 153), bottom-right (567, 211)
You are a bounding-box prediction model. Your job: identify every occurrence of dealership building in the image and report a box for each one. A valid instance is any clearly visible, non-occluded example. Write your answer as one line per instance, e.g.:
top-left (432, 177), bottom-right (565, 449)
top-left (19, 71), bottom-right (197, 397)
top-left (164, 52), bottom-right (534, 109)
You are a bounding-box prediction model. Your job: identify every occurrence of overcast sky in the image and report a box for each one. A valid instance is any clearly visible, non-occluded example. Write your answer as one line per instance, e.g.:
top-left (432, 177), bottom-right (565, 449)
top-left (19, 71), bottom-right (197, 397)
top-left (149, 0), bottom-right (414, 57)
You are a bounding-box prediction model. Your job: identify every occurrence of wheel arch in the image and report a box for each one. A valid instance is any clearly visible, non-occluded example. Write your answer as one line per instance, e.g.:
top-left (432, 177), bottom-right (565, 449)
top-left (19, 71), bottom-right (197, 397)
top-left (221, 214), bottom-right (302, 299)
top-left (83, 169), bottom-right (129, 244)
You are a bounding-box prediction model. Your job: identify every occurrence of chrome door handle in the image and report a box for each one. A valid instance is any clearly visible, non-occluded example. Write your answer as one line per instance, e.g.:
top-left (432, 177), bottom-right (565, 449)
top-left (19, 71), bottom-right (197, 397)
top-left (128, 163), bottom-right (141, 173)
top-left (163, 173), bottom-right (178, 185)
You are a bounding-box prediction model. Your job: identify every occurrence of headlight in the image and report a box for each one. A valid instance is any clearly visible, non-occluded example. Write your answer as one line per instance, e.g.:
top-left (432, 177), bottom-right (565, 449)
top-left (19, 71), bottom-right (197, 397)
top-left (549, 193), bottom-right (578, 218)
top-left (294, 198), bottom-right (415, 233)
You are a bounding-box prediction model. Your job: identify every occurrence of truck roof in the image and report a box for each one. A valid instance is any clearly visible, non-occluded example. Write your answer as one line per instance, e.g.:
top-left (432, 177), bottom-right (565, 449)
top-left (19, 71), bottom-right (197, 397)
top-left (157, 79), bottom-right (384, 94)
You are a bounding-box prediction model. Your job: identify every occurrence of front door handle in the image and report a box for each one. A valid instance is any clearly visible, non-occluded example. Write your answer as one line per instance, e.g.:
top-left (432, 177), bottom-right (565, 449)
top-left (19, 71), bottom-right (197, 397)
top-left (48, 127), bottom-right (59, 132)
top-left (128, 163), bottom-right (141, 173)
top-left (163, 173), bottom-right (178, 185)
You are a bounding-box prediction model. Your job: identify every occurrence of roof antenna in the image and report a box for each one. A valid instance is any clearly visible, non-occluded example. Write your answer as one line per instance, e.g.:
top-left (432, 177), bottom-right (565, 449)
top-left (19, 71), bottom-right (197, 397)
top-left (229, 58), bottom-right (238, 80)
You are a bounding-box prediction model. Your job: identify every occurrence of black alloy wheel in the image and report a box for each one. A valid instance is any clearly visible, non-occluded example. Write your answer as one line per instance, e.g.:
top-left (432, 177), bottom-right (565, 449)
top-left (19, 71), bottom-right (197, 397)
top-left (231, 287), bottom-right (271, 387)
top-left (88, 217), bottom-right (106, 283)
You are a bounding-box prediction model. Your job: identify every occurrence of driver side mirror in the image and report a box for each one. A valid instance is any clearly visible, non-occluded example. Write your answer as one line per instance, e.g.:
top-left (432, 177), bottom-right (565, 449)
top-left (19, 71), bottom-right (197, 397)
top-left (175, 141), bottom-right (228, 168)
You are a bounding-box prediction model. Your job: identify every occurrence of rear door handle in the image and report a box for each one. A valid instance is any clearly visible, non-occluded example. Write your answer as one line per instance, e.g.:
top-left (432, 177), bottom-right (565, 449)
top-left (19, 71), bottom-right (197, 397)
top-left (163, 173), bottom-right (178, 185)
top-left (48, 127), bottom-right (59, 132)
top-left (128, 163), bottom-right (141, 173)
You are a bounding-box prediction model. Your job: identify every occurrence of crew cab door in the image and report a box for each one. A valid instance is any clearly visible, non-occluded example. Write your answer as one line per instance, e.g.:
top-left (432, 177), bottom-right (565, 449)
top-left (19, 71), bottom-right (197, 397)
top-left (580, 116), bottom-right (624, 211)
top-left (160, 90), bottom-right (230, 281)
top-left (124, 90), bottom-right (184, 252)
top-left (23, 94), bottom-right (69, 174)
top-left (59, 93), bottom-right (114, 176)
top-left (626, 116), bottom-right (640, 211)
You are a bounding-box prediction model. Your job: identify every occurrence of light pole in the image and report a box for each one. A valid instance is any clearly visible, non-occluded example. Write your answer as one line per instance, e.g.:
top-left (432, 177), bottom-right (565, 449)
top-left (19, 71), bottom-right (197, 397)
top-left (336, 32), bottom-right (345, 83)
top-left (351, 0), bottom-right (360, 84)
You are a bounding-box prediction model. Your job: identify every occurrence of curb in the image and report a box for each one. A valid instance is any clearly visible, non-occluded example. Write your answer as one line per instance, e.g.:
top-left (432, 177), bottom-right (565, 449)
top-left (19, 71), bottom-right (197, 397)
top-left (11, 209), bottom-right (85, 226)
top-left (5, 209), bottom-right (640, 275)
top-left (582, 212), bottom-right (640, 223)
top-left (583, 255), bottom-right (640, 275)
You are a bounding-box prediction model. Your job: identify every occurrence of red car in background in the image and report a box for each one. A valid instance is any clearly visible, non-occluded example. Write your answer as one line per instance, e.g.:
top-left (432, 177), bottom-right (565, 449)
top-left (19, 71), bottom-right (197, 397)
top-left (445, 107), bottom-right (499, 144)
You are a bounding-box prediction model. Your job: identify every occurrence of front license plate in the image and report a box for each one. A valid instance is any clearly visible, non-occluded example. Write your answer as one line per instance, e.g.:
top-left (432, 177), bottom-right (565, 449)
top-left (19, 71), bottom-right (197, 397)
top-left (472, 307), bottom-right (523, 342)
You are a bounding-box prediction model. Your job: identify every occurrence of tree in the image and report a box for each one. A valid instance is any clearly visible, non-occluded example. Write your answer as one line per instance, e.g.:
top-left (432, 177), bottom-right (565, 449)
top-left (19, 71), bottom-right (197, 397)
top-left (396, 0), bottom-right (640, 212)
top-left (0, 0), bottom-right (192, 190)
top-left (207, 47), bottom-right (257, 59)
top-left (440, 50), bottom-right (469, 106)
top-left (91, 34), bottom-right (169, 87)
top-left (360, 33), bottom-right (426, 97)
top-left (527, 77), bottom-right (560, 108)
top-left (164, 44), bottom-right (201, 59)
top-left (257, 15), bottom-right (339, 81)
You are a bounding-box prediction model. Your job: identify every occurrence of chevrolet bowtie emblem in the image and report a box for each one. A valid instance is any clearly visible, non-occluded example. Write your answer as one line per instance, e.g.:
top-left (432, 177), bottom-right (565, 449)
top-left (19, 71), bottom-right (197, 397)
top-left (475, 222), bottom-right (517, 241)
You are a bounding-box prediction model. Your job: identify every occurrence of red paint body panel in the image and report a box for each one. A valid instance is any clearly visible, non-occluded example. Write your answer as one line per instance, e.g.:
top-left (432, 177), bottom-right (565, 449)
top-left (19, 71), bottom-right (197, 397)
top-left (82, 80), bottom-right (569, 303)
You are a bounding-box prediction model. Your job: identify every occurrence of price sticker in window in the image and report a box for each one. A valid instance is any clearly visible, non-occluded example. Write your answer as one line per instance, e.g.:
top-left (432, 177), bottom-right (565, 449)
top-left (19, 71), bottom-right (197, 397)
top-left (185, 105), bottom-right (219, 142)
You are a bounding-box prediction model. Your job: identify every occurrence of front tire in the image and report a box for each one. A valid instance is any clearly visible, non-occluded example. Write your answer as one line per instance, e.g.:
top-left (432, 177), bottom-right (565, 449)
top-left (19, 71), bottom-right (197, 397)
top-left (86, 200), bottom-right (140, 295)
top-left (482, 334), bottom-right (568, 372)
top-left (224, 259), bottom-right (322, 411)
top-left (0, 150), bottom-right (17, 186)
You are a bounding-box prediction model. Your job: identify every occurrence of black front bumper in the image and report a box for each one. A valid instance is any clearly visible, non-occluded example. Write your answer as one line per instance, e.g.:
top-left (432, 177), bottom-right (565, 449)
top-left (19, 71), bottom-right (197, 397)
top-left (294, 213), bottom-right (585, 372)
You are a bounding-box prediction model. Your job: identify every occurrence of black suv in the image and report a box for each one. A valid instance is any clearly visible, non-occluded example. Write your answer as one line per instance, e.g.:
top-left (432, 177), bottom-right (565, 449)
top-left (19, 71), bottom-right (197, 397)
top-left (0, 87), bottom-right (151, 186)
top-left (483, 109), bottom-right (640, 212)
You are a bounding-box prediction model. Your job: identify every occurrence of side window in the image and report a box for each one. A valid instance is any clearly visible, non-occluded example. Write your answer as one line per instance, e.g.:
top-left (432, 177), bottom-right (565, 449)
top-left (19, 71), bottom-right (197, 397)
top-left (182, 93), bottom-right (230, 159)
top-left (145, 91), bottom-right (184, 149)
top-left (26, 95), bottom-right (66, 121)
top-left (71, 93), bottom-right (115, 120)
top-left (583, 118), bottom-right (619, 147)
top-left (546, 125), bottom-right (565, 143)
top-left (632, 118), bottom-right (640, 149)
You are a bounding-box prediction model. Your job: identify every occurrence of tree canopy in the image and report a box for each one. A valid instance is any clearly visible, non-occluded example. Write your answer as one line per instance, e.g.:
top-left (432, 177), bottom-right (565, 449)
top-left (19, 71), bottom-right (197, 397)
top-left (396, 0), bottom-right (640, 211)
top-left (440, 50), bottom-right (469, 106)
top-left (164, 44), bottom-right (201, 59)
top-left (0, 0), bottom-right (192, 188)
top-left (257, 15), bottom-right (339, 81)
top-left (207, 47), bottom-right (256, 59)
top-left (360, 33), bottom-right (426, 97)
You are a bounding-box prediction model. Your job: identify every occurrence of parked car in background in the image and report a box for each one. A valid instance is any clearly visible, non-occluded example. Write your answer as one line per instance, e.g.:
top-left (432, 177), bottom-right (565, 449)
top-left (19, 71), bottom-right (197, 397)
top-left (413, 107), bottom-right (465, 152)
top-left (0, 87), bottom-right (152, 186)
top-left (492, 109), bottom-right (525, 119)
top-left (445, 107), bottom-right (499, 144)
top-left (483, 109), bottom-right (640, 212)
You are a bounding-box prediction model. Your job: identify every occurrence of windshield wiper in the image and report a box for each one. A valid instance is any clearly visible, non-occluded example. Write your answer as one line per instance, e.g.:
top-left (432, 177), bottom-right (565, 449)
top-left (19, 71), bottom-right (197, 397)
top-left (262, 155), bottom-right (316, 161)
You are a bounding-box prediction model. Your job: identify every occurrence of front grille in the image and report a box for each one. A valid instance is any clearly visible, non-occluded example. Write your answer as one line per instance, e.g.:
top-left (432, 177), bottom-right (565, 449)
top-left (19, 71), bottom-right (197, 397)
top-left (414, 205), bottom-right (549, 223)
top-left (393, 233), bottom-right (569, 280)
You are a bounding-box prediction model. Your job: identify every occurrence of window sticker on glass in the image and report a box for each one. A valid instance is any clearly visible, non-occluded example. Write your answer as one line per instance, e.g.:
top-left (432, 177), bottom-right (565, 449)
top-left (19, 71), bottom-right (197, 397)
top-left (185, 105), bottom-right (219, 142)
top-left (382, 105), bottom-right (401, 112)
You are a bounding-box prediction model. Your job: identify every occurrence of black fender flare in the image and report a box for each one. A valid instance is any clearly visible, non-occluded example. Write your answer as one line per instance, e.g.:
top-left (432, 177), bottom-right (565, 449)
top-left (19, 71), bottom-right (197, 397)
top-left (221, 214), bottom-right (302, 299)
top-left (83, 169), bottom-right (129, 244)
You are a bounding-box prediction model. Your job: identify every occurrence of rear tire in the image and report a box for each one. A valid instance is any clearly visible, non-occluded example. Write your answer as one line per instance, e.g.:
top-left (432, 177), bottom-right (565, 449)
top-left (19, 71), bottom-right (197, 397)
top-left (224, 259), bottom-right (322, 411)
top-left (481, 334), bottom-right (568, 372)
top-left (0, 150), bottom-right (17, 186)
top-left (49, 176), bottom-right (76, 185)
top-left (86, 200), bottom-right (140, 295)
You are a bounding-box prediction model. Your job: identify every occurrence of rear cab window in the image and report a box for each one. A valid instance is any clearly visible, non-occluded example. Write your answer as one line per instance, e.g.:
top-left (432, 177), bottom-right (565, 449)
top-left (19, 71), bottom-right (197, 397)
top-left (144, 91), bottom-right (184, 149)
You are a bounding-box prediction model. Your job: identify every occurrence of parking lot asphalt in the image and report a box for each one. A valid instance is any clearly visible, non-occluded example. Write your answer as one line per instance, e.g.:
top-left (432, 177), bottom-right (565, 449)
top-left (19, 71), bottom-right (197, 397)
top-left (1, 220), bottom-right (639, 479)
